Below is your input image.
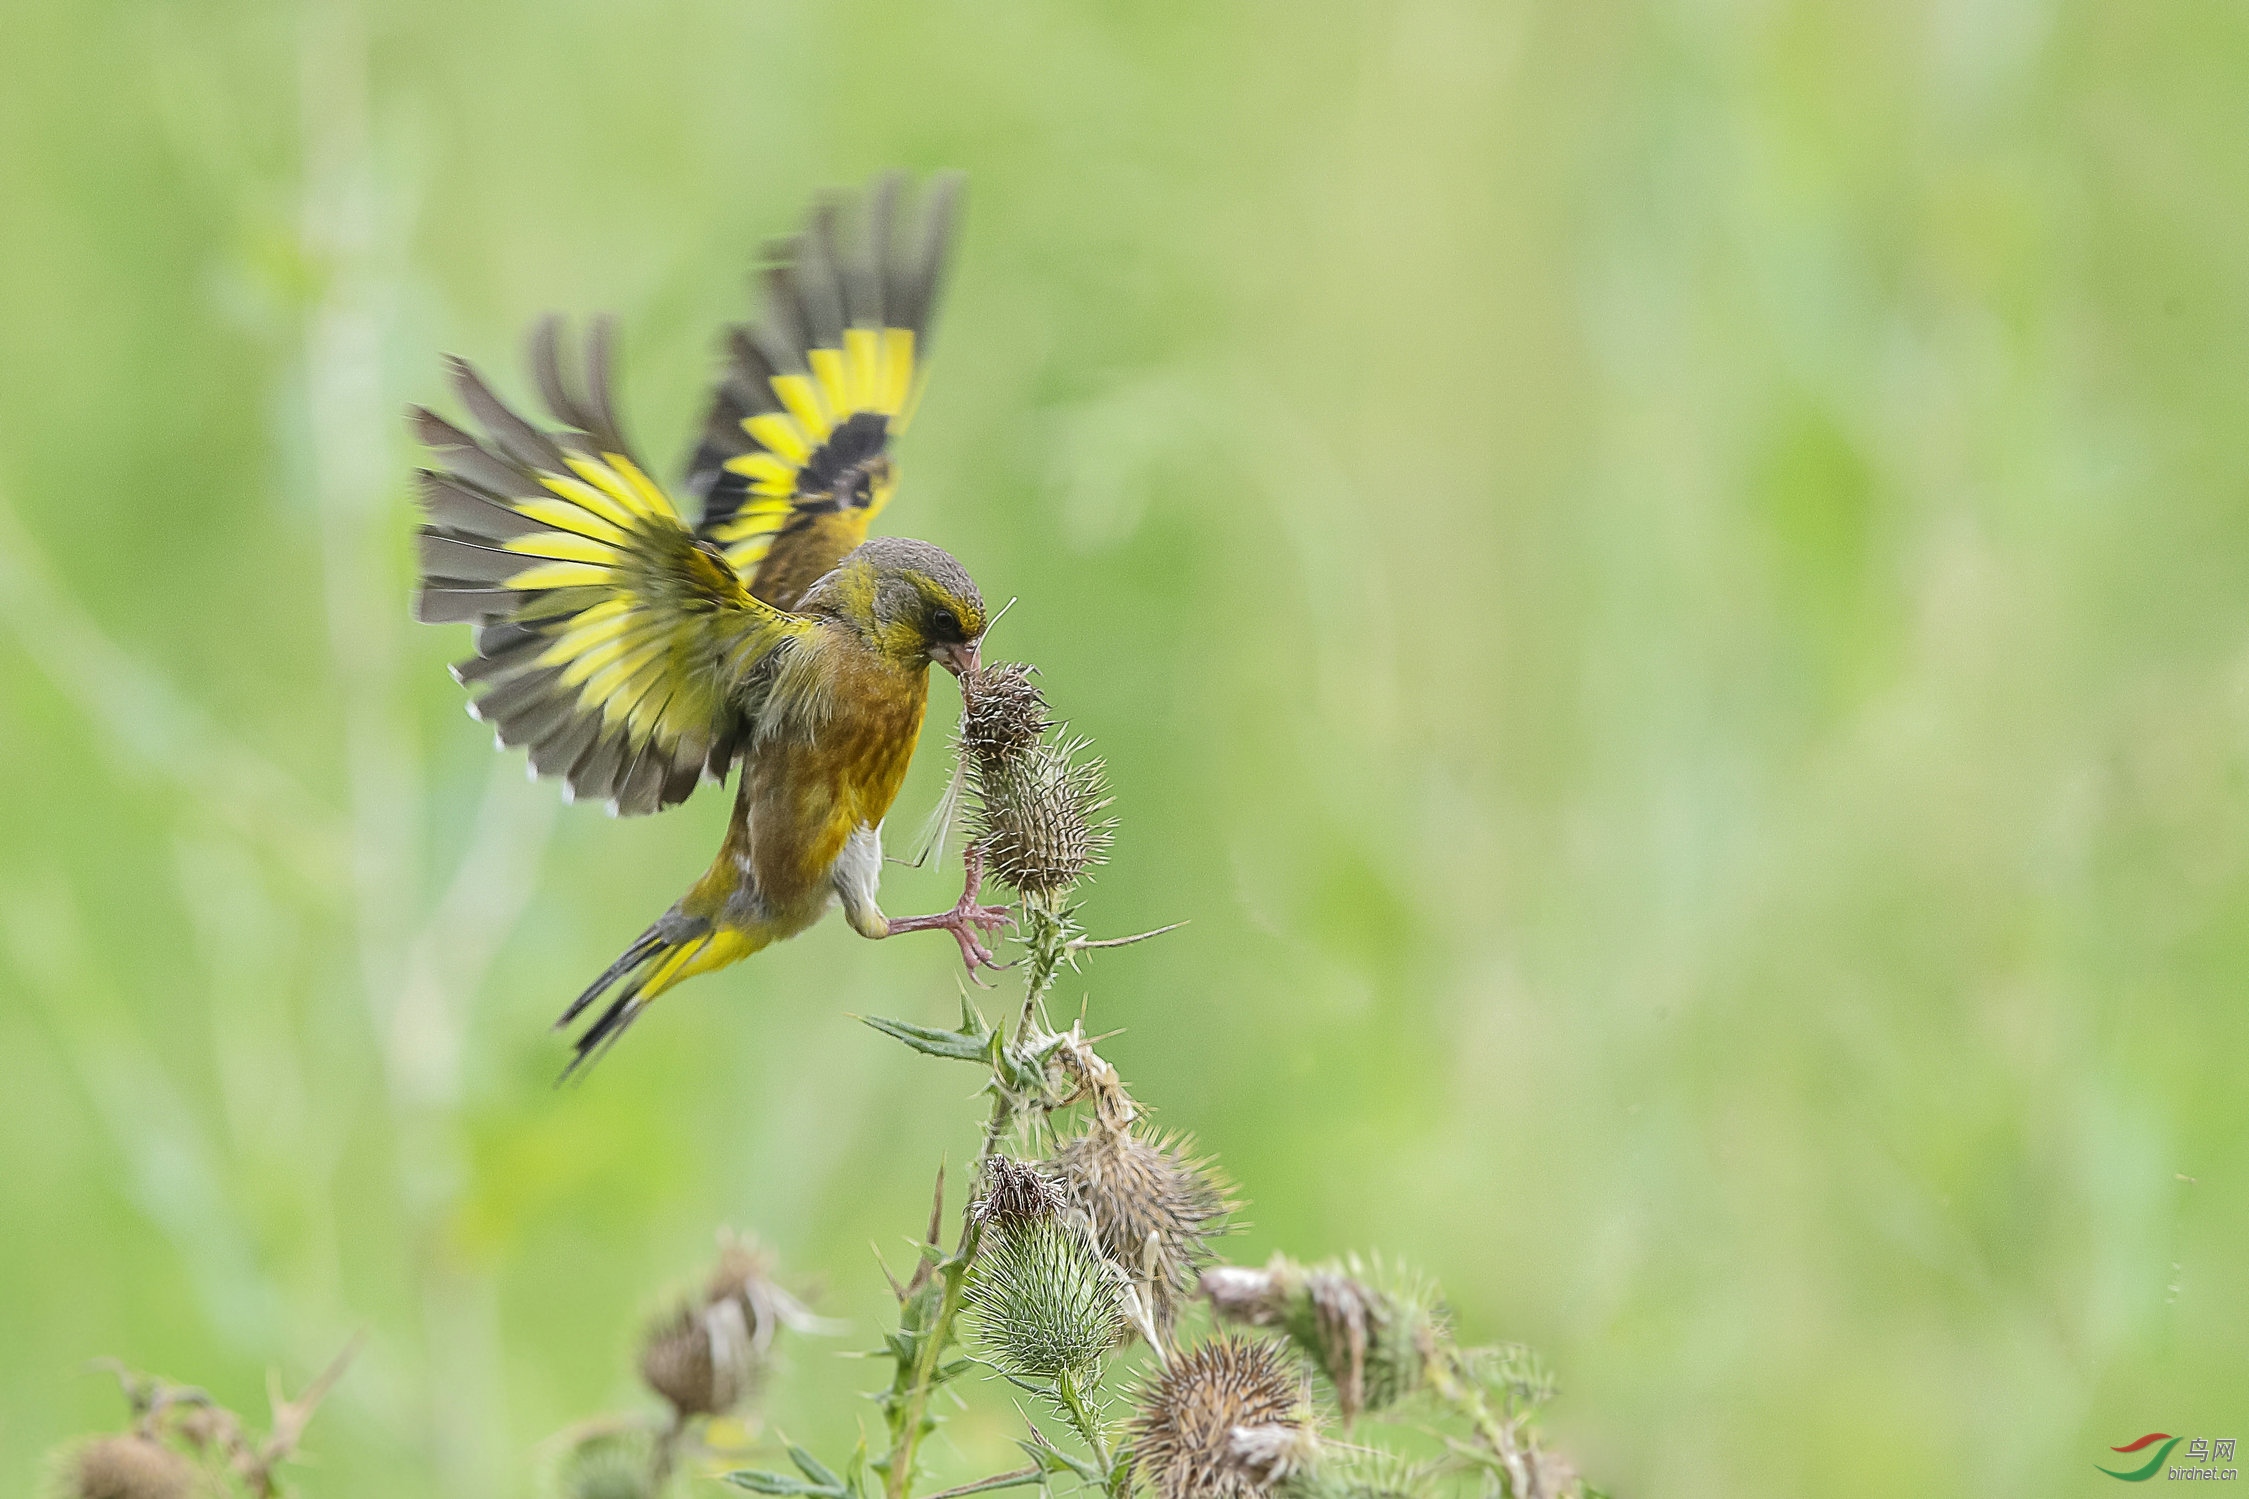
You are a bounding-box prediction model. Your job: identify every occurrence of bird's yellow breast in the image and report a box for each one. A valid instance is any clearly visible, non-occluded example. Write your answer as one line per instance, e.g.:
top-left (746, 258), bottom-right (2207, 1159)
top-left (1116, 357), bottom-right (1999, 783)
top-left (740, 637), bottom-right (929, 917)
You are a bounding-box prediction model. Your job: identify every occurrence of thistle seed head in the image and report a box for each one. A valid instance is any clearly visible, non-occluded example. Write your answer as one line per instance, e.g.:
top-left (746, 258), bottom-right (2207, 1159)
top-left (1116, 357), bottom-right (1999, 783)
top-left (638, 1296), bottom-right (757, 1418)
top-left (1129, 1336), bottom-right (1312, 1499)
top-left (640, 1233), bottom-right (796, 1419)
top-left (958, 665), bottom-right (1113, 900)
top-left (960, 662), bottom-right (1050, 765)
top-left (964, 1214), bottom-right (1126, 1385)
top-left (1051, 1124), bottom-right (1235, 1333)
top-left (1198, 1257), bottom-right (1439, 1423)
top-left (979, 740), bottom-right (1114, 898)
top-left (554, 1431), bottom-right (658, 1499)
top-left (59, 1436), bottom-right (193, 1499)
top-left (976, 1154), bottom-right (1071, 1228)
top-left (1199, 1266), bottom-right (1276, 1323)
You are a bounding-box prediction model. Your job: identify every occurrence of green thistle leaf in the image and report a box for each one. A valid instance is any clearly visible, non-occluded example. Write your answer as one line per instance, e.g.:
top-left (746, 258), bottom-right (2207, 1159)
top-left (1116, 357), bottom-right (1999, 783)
top-left (859, 1003), bottom-right (995, 1064)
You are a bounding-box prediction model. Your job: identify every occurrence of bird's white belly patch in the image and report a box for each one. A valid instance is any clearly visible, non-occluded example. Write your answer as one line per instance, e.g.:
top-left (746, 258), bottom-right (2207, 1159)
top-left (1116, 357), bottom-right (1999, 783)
top-left (831, 822), bottom-right (885, 929)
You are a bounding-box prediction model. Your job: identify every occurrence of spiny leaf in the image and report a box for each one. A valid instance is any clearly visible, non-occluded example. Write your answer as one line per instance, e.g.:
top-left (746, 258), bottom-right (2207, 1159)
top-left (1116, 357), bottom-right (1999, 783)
top-left (724, 1470), bottom-right (844, 1496)
top-left (925, 1468), bottom-right (1047, 1499)
top-left (1015, 1434), bottom-right (1104, 1484)
top-left (860, 1010), bottom-right (992, 1063)
top-left (789, 1444), bottom-right (845, 1490)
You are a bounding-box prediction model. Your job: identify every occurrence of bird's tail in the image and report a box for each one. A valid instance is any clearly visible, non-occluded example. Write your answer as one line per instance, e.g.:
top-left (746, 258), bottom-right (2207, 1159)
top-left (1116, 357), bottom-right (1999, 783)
top-left (554, 917), bottom-right (755, 1080)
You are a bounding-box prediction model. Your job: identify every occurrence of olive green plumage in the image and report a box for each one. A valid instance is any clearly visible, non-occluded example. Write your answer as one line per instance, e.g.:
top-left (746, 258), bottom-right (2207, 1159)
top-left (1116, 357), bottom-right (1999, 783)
top-left (410, 173), bottom-right (1007, 1072)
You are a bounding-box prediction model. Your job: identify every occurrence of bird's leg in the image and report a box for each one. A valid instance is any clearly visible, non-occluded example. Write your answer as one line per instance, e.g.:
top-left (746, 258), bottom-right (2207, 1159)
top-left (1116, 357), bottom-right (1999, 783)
top-left (882, 844), bottom-right (1013, 972)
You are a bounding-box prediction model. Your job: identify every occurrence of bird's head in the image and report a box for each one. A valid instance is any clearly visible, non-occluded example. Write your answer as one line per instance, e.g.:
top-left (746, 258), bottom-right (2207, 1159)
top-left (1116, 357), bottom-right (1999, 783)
top-left (805, 536), bottom-right (987, 676)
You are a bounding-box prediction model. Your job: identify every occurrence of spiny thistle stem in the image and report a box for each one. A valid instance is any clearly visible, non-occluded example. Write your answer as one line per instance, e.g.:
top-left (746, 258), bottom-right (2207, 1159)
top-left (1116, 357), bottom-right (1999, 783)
top-left (887, 891), bottom-right (1082, 1499)
top-left (1051, 1368), bottom-right (1112, 1483)
top-left (1013, 897), bottom-right (1075, 1045)
top-left (885, 1051), bottom-right (1036, 1499)
top-left (648, 1410), bottom-right (687, 1492)
top-left (881, 1231), bottom-right (982, 1499)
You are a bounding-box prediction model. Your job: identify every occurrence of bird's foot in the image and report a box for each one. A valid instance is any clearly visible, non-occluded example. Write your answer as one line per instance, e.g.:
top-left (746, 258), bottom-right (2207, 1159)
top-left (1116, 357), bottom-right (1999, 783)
top-left (886, 848), bottom-right (1014, 975)
top-left (886, 899), bottom-right (1013, 972)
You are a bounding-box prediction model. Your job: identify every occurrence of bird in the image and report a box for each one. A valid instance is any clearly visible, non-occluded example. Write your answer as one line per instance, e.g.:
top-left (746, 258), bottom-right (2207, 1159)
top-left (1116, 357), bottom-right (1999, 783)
top-left (408, 172), bottom-right (1010, 1073)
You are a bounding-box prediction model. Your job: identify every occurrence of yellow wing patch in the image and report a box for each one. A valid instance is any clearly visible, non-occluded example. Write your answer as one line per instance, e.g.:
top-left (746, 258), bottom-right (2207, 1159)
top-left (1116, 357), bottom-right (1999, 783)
top-left (413, 341), bottom-right (809, 817)
top-left (685, 171), bottom-right (963, 606)
top-left (710, 329), bottom-right (917, 575)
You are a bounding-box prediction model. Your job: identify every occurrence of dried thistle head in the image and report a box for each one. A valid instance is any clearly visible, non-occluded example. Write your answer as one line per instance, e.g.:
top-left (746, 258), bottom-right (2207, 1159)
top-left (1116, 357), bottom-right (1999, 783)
top-left (1051, 1124), bottom-right (1234, 1333)
top-left (960, 661), bottom-right (1050, 765)
top-left (965, 1214), bottom-right (1126, 1386)
top-left (958, 664), bottom-right (1114, 901)
top-left (1052, 1025), bottom-right (1138, 1131)
top-left (69, 1346), bottom-right (353, 1499)
top-left (639, 1233), bottom-right (803, 1420)
top-left (975, 1154), bottom-right (1071, 1228)
top-left (639, 1296), bottom-right (757, 1418)
top-left (553, 1430), bottom-right (658, 1499)
top-left (57, 1436), bottom-right (193, 1499)
top-left (1199, 1257), bottom-right (1440, 1423)
top-left (1129, 1336), bottom-right (1313, 1499)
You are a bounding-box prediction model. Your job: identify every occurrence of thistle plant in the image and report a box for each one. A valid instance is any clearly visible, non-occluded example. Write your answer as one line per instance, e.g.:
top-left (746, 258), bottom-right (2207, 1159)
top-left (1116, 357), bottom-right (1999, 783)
top-left (755, 661), bottom-right (1604, 1499)
top-left (45, 662), bottom-right (1597, 1499)
top-left (48, 1342), bottom-right (357, 1499)
top-left (544, 1234), bottom-right (830, 1499)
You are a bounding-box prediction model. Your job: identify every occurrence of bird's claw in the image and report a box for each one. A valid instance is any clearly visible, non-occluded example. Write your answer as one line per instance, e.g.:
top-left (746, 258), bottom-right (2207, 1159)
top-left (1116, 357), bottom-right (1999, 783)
top-left (887, 898), bottom-right (1015, 976)
top-left (883, 842), bottom-right (1017, 978)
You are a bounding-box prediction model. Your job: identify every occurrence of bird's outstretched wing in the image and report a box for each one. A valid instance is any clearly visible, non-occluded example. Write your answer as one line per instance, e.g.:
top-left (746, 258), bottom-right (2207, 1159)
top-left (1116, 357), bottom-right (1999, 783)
top-left (683, 171), bottom-right (965, 609)
top-left (413, 318), bottom-right (814, 815)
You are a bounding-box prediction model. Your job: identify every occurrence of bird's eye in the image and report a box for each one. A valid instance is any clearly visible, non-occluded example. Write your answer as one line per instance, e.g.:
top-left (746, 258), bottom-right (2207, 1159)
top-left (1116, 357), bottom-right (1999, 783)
top-left (931, 607), bottom-right (961, 641)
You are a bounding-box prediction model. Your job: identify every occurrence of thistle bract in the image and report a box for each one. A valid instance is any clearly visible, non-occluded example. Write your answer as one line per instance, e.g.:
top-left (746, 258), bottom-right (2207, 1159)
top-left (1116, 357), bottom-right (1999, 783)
top-left (1200, 1257), bottom-right (1438, 1422)
top-left (1051, 1124), bottom-right (1233, 1332)
top-left (959, 665), bottom-right (1114, 900)
top-left (1278, 1450), bottom-right (1438, 1499)
top-left (965, 1214), bottom-right (1125, 1385)
top-left (58, 1437), bottom-right (192, 1499)
top-left (639, 1295), bottom-right (757, 1418)
top-left (555, 1431), bottom-right (658, 1499)
top-left (1129, 1336), bottom-right (1312, 1499)
top-left (976, 1153), bottom-right (1073, 1228)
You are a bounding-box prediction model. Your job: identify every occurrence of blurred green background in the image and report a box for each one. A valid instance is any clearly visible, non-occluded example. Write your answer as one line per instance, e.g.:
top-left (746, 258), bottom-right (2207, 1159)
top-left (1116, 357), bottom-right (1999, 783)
top-left (4, 1), bottom-right (2247, 1494)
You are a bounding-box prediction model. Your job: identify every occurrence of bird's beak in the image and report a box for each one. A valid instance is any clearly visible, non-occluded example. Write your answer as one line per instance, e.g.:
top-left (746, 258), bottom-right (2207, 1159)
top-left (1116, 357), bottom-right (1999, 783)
top-left (932, 639), bottom-right (981, 677)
